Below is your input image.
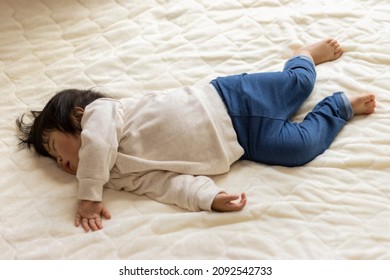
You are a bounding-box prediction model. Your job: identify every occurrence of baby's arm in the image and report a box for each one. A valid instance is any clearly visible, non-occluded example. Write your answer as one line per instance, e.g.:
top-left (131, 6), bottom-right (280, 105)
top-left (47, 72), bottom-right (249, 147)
top-left (75, 200), bottom-right (111, 232)
top-left (75, 100), bottom-right (121, 232)
top-left (123, 171), bottom-right (228, 211)
top-left (211, 192), bottom-right (247, 212)
top-left (120, 171), bottom-right (247, 212)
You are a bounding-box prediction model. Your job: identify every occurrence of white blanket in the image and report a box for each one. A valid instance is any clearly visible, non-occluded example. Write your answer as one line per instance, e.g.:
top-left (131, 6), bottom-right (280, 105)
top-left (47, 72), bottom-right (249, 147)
top-left (1, 0), bottom-right (389, 259)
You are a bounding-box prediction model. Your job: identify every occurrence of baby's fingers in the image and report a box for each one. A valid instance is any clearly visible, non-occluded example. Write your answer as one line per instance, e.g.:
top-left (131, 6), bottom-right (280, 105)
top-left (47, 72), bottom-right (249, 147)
top-left (81, 218), bottom-right (91, 232)
top-left (212, 192), bottom-right (247, 212)
top-left (102, 207), bottom-right (112, 220)
top-left (222, 193), bottom-right (247, 211)
top-left (74, 214), bottom-right (91, 232)
top-left (75, 214), bottom-right (81, 227)
top-left (89, 218), bottom-right (101, 231)
top-left (234, 193), bottom-right (247, 210)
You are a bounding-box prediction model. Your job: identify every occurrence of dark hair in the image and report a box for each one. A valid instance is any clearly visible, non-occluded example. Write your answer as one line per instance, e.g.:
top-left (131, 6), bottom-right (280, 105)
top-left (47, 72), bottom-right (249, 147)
top-left (16, 88), bottom-right (107, 157)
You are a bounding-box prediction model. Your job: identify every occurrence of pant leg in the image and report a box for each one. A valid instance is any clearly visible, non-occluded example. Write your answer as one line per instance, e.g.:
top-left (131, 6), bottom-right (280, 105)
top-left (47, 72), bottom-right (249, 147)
top-left (211, 55), bottom-right (353, 166)
top-left (242, 92), bottom-right (353, 166)
top-left (211, 56), bottom-right (316, 120)
top-left (211, 55), bottom-right (319, 162)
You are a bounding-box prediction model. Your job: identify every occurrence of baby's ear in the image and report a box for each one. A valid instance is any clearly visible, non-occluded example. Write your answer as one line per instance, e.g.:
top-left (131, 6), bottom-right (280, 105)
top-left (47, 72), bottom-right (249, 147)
top-left (72, 107), bottom-right (84, 124)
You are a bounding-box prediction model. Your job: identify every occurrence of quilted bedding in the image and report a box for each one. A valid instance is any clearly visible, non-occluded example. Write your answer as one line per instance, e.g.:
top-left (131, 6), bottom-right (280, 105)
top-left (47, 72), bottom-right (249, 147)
top-left (1, 0), bottom-right (389, 259)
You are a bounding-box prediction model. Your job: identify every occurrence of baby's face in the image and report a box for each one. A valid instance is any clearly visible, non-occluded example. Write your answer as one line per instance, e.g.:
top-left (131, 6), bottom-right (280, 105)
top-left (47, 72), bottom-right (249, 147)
top-left (44, 130), bottom-right (81, 174)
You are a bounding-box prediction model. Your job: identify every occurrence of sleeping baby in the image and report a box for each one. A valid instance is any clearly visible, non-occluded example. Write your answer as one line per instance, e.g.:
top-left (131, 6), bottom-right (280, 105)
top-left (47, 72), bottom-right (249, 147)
top-left (17, 39), bottom-right (375, 232)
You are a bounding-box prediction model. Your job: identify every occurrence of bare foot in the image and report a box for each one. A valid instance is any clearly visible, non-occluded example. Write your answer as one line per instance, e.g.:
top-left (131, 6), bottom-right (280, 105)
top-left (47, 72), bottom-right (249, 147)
top-left (350, 93), bottom-right (376, 115)
top-left (295, 38), bottom-right (344, 65)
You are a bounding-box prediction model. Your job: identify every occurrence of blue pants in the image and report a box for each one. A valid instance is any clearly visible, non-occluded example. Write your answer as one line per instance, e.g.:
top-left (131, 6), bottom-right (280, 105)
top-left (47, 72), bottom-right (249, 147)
top-left (211, 56), bottom-right (353, 167)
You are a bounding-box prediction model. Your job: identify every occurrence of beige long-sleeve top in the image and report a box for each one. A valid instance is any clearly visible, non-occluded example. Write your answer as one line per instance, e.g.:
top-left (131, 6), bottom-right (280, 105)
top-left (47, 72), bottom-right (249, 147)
top-left (76, 84), bottom-right (244, 211)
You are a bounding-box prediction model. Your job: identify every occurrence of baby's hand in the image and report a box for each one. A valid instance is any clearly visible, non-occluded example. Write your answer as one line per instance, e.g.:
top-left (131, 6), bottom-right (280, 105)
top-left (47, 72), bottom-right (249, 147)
top-left (211, 192), bottom-right (247, 212)
top-left (75, 200), bottom-right (111, 232)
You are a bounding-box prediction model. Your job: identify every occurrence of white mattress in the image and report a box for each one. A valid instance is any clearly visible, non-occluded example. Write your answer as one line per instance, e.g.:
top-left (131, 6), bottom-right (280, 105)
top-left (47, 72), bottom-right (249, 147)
top-left (1, 0), bottom-right (389, 259)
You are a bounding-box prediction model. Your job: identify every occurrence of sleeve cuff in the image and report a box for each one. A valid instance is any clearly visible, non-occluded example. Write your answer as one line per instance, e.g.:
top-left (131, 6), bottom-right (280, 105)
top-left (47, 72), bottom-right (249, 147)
top-left (195, 181), bottom-right (225, 211)
top-left (77, 178), bottom-right (105, 201)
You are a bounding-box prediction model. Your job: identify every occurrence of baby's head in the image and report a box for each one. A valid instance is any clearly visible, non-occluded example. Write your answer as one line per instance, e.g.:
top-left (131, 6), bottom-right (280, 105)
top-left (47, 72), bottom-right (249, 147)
top-left (17, 89), bottom-right (106, 160)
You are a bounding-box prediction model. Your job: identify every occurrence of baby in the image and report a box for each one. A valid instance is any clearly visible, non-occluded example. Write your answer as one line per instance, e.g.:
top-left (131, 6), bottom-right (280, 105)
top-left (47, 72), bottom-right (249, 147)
top-left (17, 39), bottom-right (376, 232)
